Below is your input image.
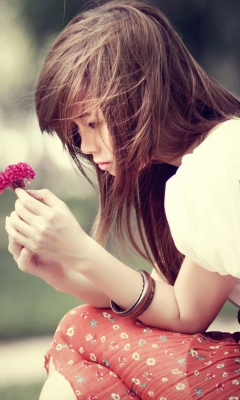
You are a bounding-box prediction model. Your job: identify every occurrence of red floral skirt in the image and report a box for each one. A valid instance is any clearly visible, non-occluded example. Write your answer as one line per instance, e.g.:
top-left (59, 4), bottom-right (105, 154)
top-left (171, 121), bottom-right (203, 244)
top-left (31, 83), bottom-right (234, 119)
top-left (44, 304), bottom-right (240, 399)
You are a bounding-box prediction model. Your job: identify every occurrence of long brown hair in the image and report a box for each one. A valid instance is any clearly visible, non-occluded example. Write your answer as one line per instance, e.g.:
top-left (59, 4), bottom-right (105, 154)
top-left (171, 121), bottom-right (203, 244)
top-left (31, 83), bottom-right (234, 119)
top-left (35, 0), bottom-right (240, 284)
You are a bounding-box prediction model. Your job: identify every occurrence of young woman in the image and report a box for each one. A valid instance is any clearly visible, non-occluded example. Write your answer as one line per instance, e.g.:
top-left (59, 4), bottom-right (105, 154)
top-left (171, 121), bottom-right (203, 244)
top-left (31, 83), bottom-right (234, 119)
top-left (5, 1), bottom-right (240, 399)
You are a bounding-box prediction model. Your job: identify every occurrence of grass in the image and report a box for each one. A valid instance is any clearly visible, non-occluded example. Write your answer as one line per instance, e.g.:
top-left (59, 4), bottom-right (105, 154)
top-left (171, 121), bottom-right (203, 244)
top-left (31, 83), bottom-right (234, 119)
top-left (0, 383), bottom-right (43, 400)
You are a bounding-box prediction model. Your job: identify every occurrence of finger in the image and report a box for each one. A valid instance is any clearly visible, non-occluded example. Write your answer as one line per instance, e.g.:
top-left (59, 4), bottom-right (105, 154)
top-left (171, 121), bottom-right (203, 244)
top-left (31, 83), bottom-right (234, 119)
top-left (8, 211), bottom-right (34, 238)
top-left (16, 188), bottom-right (63, 212)
top-left (15, 188), bottom-right (53, 216)
top-left (18, 248), bottom-right (36, 274)
top-left (8, 235), bottom-right (24, 260)
top-left (15, 199), bottom-right (37, 225)
top-left (5, 216), bottom-right (30, 249)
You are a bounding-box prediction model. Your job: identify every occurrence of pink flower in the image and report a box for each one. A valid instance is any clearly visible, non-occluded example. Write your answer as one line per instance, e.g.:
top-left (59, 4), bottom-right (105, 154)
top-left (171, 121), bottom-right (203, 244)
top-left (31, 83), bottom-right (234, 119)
top-left (0, 163), bottom-right (35, 193)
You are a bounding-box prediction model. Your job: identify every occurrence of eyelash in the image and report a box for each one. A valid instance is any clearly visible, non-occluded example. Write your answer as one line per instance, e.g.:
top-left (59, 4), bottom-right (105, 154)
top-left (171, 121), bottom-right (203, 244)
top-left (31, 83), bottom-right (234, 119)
top-left (87, 122), bottom-right (96, 129)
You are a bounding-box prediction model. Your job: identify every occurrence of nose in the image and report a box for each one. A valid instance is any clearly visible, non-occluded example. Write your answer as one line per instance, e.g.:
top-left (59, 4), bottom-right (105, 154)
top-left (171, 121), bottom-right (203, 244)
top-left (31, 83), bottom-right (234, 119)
top-left (80, 133), bottom-right (98, 155)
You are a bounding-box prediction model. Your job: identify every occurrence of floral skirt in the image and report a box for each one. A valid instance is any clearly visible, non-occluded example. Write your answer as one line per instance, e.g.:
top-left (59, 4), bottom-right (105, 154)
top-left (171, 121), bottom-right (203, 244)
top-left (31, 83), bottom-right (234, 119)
top-left (44, 304), bottom-right (240, 399)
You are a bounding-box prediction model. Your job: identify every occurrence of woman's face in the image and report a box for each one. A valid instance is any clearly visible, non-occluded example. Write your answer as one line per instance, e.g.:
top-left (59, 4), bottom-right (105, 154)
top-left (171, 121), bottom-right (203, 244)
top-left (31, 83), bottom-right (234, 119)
top-left (72, 106), bottom-right (116, 176)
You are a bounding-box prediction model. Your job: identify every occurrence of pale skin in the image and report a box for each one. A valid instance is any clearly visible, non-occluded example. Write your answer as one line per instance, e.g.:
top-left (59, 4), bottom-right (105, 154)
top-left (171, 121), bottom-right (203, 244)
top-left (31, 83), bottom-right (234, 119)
top-left (5, 108), bottom-right (237, 399)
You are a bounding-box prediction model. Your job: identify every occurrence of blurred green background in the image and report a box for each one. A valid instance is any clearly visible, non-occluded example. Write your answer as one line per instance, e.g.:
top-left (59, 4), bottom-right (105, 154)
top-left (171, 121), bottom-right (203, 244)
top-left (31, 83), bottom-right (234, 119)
top-left (0, 0), bottom-right (239, 398)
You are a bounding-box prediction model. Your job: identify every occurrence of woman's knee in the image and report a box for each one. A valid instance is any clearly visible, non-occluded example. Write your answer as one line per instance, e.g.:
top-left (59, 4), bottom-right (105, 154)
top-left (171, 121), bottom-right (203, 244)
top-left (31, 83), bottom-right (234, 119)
top-left (39, 371), bottom-right (76, 400)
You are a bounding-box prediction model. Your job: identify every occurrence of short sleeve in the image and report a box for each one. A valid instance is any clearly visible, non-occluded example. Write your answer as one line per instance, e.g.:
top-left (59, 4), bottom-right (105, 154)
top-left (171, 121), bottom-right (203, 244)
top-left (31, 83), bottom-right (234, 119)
top-left (165, 119), bottom-right (240, 278)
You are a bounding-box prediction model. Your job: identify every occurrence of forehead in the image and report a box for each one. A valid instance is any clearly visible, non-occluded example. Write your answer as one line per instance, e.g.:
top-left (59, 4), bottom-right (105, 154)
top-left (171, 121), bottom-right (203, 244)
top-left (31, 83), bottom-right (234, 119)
top-left (71, 102), bottom-right (103, 122)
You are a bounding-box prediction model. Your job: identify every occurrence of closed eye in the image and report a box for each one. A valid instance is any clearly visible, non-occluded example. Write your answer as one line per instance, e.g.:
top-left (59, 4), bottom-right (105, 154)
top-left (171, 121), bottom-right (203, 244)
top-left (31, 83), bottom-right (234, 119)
top-left (87, 122), bottom-right (96, 129)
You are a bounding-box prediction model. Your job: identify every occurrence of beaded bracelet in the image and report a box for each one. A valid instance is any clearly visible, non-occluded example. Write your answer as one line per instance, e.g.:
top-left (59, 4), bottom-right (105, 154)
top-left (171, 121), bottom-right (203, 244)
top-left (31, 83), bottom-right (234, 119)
top-left (110, 269), bottom-right (156, 319)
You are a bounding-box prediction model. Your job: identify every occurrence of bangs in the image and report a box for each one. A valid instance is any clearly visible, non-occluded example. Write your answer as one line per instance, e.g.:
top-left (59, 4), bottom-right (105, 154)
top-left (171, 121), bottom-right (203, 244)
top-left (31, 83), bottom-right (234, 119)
top-left (35, 4), bottom-right (152, 151)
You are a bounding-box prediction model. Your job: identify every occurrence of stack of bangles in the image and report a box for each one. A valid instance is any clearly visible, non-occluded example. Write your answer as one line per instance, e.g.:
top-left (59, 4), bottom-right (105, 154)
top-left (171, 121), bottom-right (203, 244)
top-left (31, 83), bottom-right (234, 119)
top-left (110, 269), bottom-right (156, 319)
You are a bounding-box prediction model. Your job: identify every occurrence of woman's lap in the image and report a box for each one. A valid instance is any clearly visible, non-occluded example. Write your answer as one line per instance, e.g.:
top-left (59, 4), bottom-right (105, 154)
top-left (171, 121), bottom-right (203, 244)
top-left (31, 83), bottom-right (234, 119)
top-left (44, 304), bottom-right (240, 399)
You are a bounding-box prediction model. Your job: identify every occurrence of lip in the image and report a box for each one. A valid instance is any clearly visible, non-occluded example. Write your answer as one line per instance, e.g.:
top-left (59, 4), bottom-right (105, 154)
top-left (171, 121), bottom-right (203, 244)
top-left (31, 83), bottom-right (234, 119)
top-left (96, 162), bottom-right (112, 171)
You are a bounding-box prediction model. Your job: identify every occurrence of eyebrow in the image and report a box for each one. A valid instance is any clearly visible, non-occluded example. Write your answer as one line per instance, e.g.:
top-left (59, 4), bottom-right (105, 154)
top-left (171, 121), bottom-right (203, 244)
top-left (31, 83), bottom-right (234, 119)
top-left (76, 112), bottom-right (91, 119)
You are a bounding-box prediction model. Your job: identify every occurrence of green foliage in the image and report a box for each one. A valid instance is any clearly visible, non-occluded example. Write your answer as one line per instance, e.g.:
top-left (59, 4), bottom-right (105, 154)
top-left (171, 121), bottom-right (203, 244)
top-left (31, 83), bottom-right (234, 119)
top-left (0, 189), bottom-right (98, 340)
top-left (0, 383), bottom-right (43, 400)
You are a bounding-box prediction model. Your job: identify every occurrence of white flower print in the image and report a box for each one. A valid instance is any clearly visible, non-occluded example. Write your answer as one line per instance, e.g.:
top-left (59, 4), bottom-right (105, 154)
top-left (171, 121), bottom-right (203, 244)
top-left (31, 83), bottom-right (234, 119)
top-left (85, 333), bottom-right (93, 341)
top-left (204, 361), bottom-right (212, 366)
top-left (132, 378), bottom-right (140, 385)
top-left (152, 344), bottom-right (159, 348)
top-left (76, 374), bottom-right (85, 384)
top-left (172, 369), bottom-right (182, 375)
top-left (194, 371), bottom-right (200, 377)
top-left (138, 339), bottom-right (147, 346)
top-left (90, 353), bottom-right (96, 361)
top-left (102, 312), bottom-right (111, 318)
top-left (177, 357), bottom-right (186, 365)
top-left (89, 319), bottom-right (98, 328)
top-left (159, 335), bottom-right (168, 342)
top-left (209, 346), bottom-right (220, 349)
top-left (162, 378), bottom-right (168, 383)
top-left (109, 371), bottom-right (118, 377)
top-left (143, 328), bottom-right (152, 334)
top-left (232, 379), bottom-right (240, 385)
top-left (146, 358), bottom-right (157, 366)
top-left (235, 358), bottom-right (240, 363)
top-left (160, 397), bottom-right (167, 400)
top-left (148, 391), bottom-right (154, 397)
top-left (222, 372), bottom-right (228, 378)
top-left (132, 352), bottom-right (141, 361)
top-left (101, 336), bottom-right (106, 342)
top-left (75, 389), bottom-right (82, 396)
top-left (124, 343), bottom-right (131, 351)
top-left (175, 383), bottom-right (185, 392)
top-left (189, 349), bottom-right (198, 356)
top-left (120, 332), bottom-right (128, 339)
top-left (113, 324), bottom-right (120, 330)
top-left (66, 326), bottom-right (75, 337)
top-left (229, 397), bottom-right (239, 400)
top-left (110, 394), bottom-right (120, 400)
top-left (79, 347), bottom-right (84, 354)
top-left (217, 364), bottom-right (225, 369)
top-left (56, 344), bottom-right (62, 352)
top-left (68, 360), bottom-right (74, 365)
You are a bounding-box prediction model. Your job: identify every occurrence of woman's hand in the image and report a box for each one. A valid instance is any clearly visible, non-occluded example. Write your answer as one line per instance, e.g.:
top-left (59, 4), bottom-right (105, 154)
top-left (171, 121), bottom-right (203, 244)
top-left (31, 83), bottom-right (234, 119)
top-left (6, 233), bottom-right (68, 289)
top-left (5, 188), bottom-right (91, 262)
top-left (5, 232), bottom-right (110, 306)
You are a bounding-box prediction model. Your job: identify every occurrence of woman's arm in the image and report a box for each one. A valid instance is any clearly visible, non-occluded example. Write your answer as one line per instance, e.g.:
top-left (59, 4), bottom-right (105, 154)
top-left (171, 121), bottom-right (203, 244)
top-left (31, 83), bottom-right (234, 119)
top-left (6, 233), bottom-right (110, 308)
top-left (75, 241), bottom-right (237, 333)
top-left (6, 188), bottom-right (237, 333)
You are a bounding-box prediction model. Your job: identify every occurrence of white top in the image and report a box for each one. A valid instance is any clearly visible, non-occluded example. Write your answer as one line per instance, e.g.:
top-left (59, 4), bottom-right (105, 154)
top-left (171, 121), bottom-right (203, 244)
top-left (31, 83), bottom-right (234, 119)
top-left (165, 118), bottom-right (240, 306)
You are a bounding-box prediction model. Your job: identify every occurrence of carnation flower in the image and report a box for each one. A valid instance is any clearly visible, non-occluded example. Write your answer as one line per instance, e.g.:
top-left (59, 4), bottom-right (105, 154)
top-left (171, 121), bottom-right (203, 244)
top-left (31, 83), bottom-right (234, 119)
top-left (0, 162), bottom-right (35, 193)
